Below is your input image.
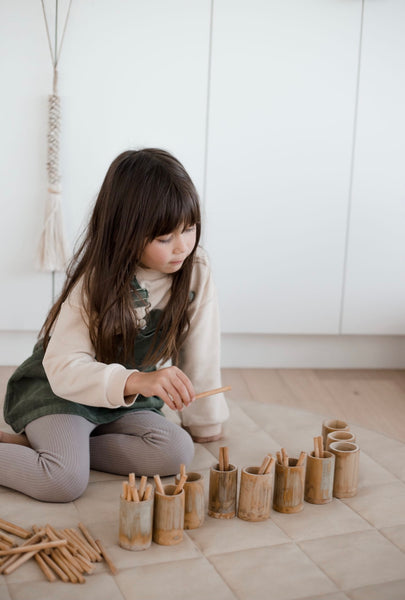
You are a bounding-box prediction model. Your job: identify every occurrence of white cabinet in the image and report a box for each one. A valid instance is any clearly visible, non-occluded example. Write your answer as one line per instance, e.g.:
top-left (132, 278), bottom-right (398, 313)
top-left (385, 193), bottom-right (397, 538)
top-left (205, 0), bottom-right (363, 333)
top-left (341, 0), bottom-right (405, 334)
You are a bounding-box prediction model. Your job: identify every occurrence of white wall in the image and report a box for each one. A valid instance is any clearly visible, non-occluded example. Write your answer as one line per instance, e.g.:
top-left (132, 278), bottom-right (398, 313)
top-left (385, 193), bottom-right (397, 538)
top-left (0, 0), bottom-right (404, 368)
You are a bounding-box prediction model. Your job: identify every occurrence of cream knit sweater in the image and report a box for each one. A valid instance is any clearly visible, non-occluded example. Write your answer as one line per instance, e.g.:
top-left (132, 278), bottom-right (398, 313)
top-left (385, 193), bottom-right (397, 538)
top-left (43, 247), bottom-right (229, 439)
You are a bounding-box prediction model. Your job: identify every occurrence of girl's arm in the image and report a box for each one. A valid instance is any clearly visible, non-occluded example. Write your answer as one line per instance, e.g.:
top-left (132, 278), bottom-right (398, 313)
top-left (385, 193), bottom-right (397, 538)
top-left (43, 283), bottom-right (195, 411)
top-left (43, 285), bottom-right (138, 409)
top-left (177, 253), bottom-right (230, 437)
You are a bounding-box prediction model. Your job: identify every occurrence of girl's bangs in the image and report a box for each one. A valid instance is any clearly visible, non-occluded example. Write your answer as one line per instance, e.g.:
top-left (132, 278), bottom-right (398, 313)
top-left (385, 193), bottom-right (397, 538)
top-left (149, 191), bottom-right (200, 239)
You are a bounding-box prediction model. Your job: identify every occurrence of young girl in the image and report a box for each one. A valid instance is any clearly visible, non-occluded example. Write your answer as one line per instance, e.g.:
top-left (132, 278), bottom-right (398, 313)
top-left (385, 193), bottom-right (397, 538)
top-left (0, 148), bottom-right (229, 503)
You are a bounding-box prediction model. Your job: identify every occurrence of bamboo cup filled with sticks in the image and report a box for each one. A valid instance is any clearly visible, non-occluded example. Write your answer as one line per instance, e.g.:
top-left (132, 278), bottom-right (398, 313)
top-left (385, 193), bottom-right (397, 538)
top-left (238, 453), bottom-right (275, 522)
top-left (208, 446), bottom-right (238, 519)
top-left (152, 474), bottom-right (186, 545)
top-left (119, 473), bottom-right (154, 551)
top-left (304, 436), bottom-right (335, 505)
top-left (174, 464), bottom-right (205, 530)
top-left (273, 448), bottom-right (307, 513)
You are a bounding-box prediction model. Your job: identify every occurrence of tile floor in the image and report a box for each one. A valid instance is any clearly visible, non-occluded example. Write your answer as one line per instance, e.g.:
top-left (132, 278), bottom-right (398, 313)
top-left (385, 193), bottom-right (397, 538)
top-left (1, 379), bottom-right (405, 599)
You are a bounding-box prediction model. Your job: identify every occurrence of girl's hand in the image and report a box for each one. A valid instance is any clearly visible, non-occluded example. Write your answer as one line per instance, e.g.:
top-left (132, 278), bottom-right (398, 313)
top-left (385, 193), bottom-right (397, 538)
top-left (124, 367), bottom-right (195, 411)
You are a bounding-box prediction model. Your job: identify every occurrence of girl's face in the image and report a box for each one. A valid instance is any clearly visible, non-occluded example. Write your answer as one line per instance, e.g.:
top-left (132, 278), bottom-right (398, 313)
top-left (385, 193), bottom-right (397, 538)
top-left (139, 224), bottom-right (197, 273)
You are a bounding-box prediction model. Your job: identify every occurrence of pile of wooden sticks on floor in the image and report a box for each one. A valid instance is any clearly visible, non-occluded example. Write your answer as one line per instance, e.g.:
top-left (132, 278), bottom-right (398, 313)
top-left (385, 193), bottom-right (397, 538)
top-left (0, 518), bottom-right (116, 583)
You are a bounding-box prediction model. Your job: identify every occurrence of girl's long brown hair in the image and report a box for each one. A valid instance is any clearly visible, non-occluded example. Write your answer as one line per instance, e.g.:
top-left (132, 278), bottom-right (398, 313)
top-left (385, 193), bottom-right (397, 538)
top-left (40, 148), bottom-right (201, 367)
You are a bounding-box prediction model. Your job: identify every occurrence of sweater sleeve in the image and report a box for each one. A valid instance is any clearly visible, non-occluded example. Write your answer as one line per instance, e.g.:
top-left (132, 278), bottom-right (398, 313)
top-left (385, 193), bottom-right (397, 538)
top-left (43, 285), bottom-right (138, 409)
top-left (178, 252), bottom-right (230, 434)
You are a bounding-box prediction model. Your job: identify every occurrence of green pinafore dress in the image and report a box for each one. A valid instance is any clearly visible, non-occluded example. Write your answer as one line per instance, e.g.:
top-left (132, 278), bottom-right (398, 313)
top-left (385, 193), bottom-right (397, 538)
top-left (3, 281), bottom-right (165, 433)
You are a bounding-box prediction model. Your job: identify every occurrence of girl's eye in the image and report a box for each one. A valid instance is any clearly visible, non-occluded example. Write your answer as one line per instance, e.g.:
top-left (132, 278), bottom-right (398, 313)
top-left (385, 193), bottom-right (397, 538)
top-left (157, 236), bottom-right (172, 244)
top-left (184, 225), bottom-right (196, 233)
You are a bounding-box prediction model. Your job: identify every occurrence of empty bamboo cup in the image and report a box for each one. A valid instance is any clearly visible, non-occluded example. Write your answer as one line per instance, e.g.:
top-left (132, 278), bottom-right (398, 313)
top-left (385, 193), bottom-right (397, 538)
top-left (119, 494), bottom-right (154, 551)
top-left (153, 484), bottom-right (185, 545)
top-left (322, 419), bottom-right (350, 448)
top-left (237, 467), bottom-right (273, 521)
top-left (273, 458), bottom-right (306, 513)
top-left (304, 451), bottom-right (335, 504)
top-left (329, 441), bottom-right (360, 498)
top-left (175, 472), bottom-right (205, 530)
top-left (208, 463), bottom-right (238, 519)
top-left (326, 430), bottom-right (356, 450)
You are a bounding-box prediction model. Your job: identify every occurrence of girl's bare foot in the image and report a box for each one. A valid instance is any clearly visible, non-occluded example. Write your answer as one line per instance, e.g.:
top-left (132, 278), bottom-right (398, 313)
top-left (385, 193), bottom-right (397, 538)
top-left (0, 430), bottom-right (31, 447)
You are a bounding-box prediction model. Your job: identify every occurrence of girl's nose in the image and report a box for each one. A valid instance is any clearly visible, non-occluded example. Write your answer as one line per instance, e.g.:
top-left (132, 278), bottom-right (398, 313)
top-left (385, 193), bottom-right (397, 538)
top-left (174, 234), bottom-right (187, 253)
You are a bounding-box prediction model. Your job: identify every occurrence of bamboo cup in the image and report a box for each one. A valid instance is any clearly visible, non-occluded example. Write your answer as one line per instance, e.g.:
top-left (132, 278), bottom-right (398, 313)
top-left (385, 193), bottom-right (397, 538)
top-left (273, 457), bottom-right (306, 513)
top-left (153, 484), bottom-right (185, 545)
top-left (322, 419), bottom-right (350, 448)
top-left (329, 441), bottom-right (360, 498)
top-left (208, 463), bottom-right (238, 519)
top-left (237, 466), bottom-right (273, 521)
top-left (175, 472), bottom-right (205, 530)
top-left (326, 430), bottom-right (356, 450)
top-left (119, 494), bottom-right (154, 551)
top-left (304, 451), bottom-right (335, 504)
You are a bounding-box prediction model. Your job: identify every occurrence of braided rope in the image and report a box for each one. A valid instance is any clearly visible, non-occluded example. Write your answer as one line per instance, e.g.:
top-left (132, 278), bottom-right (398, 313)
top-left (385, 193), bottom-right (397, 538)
top-left (47, 92), bottom-right (61, 187)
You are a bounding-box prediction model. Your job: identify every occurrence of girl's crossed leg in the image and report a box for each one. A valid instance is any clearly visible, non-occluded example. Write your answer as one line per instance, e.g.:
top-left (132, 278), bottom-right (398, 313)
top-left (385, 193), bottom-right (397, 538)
top-left (0, 410), bottom-right (194, 502)
top-left (90, 410), bottom-right (194, 477)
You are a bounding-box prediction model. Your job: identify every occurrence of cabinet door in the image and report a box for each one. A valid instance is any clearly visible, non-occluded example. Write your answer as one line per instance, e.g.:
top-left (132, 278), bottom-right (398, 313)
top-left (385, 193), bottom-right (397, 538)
top-left (205, 0), bottom-right (362, 333)
top-left (341, 0), bottom-right (405, 334)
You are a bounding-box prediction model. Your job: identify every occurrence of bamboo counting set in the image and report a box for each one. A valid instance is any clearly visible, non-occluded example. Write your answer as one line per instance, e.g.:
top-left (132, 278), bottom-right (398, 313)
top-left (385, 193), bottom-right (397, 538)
top-left (118, 417), bottom-right (360, 555)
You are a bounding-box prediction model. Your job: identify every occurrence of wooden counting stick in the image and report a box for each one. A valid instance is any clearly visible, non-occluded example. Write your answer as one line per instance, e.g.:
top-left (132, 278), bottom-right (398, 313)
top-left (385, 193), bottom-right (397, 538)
top-left (174, 474), bottom-right (187, 495)
top-left (276, 451), bottom-right (282, 465)
top-left (122, 481), bottom-right (129, 500)
top-left (39, 551), bottom-right (70, 582)
top-left (314, 436), bottom-right (323, 458)
top-left (219, 447), bottom-right (224, 471)
top-left (0, 518), bottom-right (31, 539)
top-left (318, 436), bottom-right (324, 457)
top-left (0, 539), bottom-right (67, 556)
top-left (281, 447), bottom-right (289, 467)
top-left (264, 456), bottom-right (275, 474)
top-left (180, 463), bottom-right (187, 478)
top-left (195, 385), bottom-right (231, 400)
top-left (154, 474), bottom-right (165, 495)
top-left (143, 483), bottom-right (153, 501)
top-left (258, 454), bottom-right (272, 475)
top-left (128, 473), bottom-right (139, 501)
top-left (0, 530), bottom-right (15, 546)
top-left (96, 539), bottom-right (117, 575)
top-left (34, 552), bottom-right (57, 582)
top-left (223, 447), bottom-right (230, 470)
top-left (130, 485), bottom-right (140, 502)
top-left (219, 446), bottom-right (229, 471)
top-left (138, 475), bottom-right (148, 501)
top-left (296, 451), bottom-right (307, 467)
top-left (78, 523), bottom-right (103, 559)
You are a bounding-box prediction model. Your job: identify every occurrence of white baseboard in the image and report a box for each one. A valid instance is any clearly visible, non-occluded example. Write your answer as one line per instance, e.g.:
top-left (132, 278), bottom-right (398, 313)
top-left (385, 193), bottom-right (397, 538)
top-left (221, 334), bottom-right (405, 369)
top-left (1, 330), bottom-right (405, 369)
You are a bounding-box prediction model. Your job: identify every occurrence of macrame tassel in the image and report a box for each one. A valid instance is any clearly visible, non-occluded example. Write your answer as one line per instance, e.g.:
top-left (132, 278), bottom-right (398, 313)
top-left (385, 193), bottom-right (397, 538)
top-left (36, 68), bottom-right (69, 272)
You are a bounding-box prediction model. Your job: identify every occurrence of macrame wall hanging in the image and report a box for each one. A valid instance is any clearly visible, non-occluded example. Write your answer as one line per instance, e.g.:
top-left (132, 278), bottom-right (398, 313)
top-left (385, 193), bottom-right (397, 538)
top-left (36, 0), bottom-right (73, 297)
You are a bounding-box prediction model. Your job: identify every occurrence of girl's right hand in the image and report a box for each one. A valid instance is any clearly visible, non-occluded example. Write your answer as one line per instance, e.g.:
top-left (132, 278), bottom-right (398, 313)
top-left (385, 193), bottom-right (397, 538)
top-left (124, 366), bottom-right (195, 411)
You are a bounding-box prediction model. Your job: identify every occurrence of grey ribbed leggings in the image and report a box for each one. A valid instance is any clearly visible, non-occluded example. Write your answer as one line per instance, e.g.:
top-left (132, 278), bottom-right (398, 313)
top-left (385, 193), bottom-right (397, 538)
top-left (0, 411), bottom-right (194, 503)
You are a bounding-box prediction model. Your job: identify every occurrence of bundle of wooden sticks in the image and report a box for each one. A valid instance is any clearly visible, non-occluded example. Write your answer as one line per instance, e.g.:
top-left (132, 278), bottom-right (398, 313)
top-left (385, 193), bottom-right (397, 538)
top-left (257, 453), bottom-right (275, 474)
top-left (153, 465), bottom-right (188, 496)
top-left (0, 518), bottom-right (116, 582)
top-left (313, 435), bottom-right (324, 458)
top-left (122, 472), bottom-right (153, 502)
top-left (276, 447), bottom-right (307, 467)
